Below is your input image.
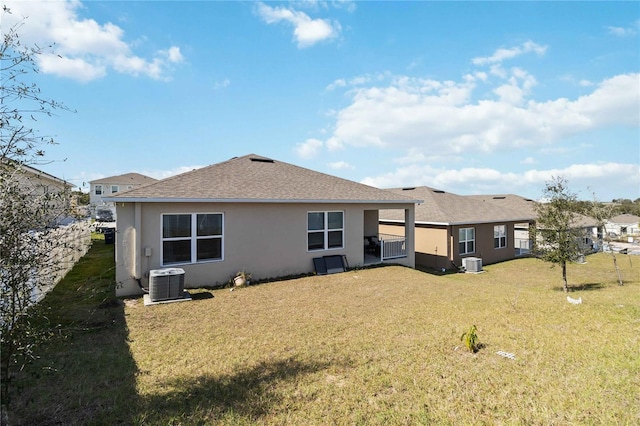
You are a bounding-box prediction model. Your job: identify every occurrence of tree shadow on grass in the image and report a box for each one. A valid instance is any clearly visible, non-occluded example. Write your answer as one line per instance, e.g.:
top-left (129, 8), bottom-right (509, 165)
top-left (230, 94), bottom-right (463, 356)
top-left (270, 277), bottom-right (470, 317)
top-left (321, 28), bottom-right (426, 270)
top-left (7, 242), bottom-right (141, 426)
top-left (553, 282), bottom-right (607, 292)
top-left (10, 296), bottom-right (140, 425)
top-left (137, 357), bottom-right (332, 424)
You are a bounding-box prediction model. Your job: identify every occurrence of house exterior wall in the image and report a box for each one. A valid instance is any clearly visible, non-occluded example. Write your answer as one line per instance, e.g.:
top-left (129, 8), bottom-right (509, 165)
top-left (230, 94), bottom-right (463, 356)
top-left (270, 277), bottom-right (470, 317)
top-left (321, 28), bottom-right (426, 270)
top-left (115, 201), bottom-right (415, 297)
top-left (10, 166), bottom-right (73, 226)
top-left (381, 221), bottom-right (522, 270)
top-left (363, 210), bottom-right (379, 237)
top-left (605, 221), bottom-right (640, 237)
top-left (452, 222), bottom-right (518, 267)
top-left (90, 181), bottom-right (132, 207)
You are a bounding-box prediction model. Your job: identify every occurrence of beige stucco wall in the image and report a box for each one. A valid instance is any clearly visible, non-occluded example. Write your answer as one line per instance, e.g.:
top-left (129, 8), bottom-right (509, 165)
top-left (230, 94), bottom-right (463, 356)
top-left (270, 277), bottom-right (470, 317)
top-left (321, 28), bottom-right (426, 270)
top-left (381, 223), bottom-right (450, 269)
top-left (115, 202), bottom-right (415, 297)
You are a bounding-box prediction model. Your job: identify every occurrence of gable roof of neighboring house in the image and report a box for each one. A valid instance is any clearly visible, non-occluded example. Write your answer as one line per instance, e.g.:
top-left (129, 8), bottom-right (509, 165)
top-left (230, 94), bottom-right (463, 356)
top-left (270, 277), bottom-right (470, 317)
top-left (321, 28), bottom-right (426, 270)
top-left (1, 159), bottom-right (73, 189)
top-left (106, 154), bottom-right (422, 204)
top-left (22, 164), bottom-right (74, 189)
top-left (469, 193), bottom-right (600, 228)
top-left (608, 214), bottom-right (640, 224)
top-left (571, 213), bottom-right (599, 228)
top-left (89, 173), bottom-right (157, 186)
top-left (380, 186), bottom-right (535, 225)
top-left (467, 194), bottom-right (538, 218)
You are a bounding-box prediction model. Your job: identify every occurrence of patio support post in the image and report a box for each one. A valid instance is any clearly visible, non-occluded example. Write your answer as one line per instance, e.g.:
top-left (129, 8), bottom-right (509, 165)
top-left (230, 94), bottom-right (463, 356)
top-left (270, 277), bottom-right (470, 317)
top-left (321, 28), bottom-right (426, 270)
top-left (405, 207), bottom-right (416, 268)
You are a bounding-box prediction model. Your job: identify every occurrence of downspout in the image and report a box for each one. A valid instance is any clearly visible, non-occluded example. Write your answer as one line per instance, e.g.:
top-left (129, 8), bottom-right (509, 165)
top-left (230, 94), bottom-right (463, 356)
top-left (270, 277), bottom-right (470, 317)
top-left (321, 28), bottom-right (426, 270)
top-left (133, 202), bottom-right (148, 293)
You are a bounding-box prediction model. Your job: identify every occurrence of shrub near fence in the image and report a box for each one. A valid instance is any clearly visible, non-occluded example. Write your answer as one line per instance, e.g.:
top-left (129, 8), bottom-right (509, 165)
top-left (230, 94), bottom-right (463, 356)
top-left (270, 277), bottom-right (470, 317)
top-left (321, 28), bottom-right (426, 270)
top-left (32, 220), bottom-right (92, 303)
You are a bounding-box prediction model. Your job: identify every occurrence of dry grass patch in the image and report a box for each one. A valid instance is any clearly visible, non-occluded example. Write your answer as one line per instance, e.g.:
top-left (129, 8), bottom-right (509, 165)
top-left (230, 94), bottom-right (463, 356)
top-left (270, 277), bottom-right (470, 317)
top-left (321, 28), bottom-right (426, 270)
top-left (124, 254), bottom-right (639, 424)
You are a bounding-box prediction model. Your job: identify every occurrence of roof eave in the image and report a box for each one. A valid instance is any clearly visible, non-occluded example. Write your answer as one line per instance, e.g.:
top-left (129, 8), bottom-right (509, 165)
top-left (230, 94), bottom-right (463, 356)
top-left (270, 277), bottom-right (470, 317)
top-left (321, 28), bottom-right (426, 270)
top-left (382, 218), bottom-right (535, 226)
top-left (106, 196), bottom-right (422, 204)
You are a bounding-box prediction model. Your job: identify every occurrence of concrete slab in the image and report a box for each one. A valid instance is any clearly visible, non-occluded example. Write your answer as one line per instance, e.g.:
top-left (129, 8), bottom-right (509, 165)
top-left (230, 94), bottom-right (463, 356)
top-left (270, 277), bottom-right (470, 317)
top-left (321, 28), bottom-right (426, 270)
top-left (143, 291), bottom-right (192, 306)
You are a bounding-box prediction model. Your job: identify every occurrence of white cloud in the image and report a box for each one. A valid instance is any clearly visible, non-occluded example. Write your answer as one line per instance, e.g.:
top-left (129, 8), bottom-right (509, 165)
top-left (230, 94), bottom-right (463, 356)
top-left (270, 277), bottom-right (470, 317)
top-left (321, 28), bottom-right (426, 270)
top-left (492, 68), bottom-right (537, 105)
top-left (327, 161), bottom-right (353, 170)
top-left (331, 0), bottom-right (357, 13)
top-left (607, 25), bottom-right (638, 37)
top-left (521, 157), bottom-right (536, 165)
top-left (326, 72), bottom-right (389, 91)
top-left (38, 53), bottom-right (107, 82)
top-left (321, 72), bottom-right (639, 157)
top-left (472, 40), bottom-right (547, 66)
top-left (256, 2), bottom-right (340, 48)
top-left (163, 46), bottom-right (184, 63)
top-left (2, 0), bottom-right (183, 82)
top-left (326, 79), bottom-right (347, 90)
top-left (360, 161), bottom-right (639, 200)
top-left (325, 136), bottom-right (344, 151)
top-left (296, 138), bottom-right (324, 159)
top-left (213, 78), bottom-right (231, 90)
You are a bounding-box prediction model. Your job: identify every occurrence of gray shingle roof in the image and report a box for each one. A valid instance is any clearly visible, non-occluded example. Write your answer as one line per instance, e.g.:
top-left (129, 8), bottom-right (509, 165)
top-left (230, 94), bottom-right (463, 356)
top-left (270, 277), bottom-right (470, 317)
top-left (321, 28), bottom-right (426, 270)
top-left (90, 173), bottom-right (157, 186)
top-left (106, 154), bottom-right (421, 204)
top-left (380, 187), bottom-right (536, 224)
top-left (467, 194), bottom-right (538, 218)
top-left (470, 193), bottom-right (599, 228)
top-left (609, 214), bottom-right (640, 224)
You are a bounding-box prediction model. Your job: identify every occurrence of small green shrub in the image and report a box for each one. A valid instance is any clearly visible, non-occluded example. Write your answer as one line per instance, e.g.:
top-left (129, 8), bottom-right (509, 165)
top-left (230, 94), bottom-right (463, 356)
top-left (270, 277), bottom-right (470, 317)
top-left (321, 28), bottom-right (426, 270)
top-left (460, 325), bottom-right (480, 353)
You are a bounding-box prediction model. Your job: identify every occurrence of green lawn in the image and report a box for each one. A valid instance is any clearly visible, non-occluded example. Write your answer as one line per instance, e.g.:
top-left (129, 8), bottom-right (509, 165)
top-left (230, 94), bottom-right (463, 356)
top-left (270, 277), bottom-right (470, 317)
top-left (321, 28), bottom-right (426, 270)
top-left (7, 239), bottom-right (640, 425)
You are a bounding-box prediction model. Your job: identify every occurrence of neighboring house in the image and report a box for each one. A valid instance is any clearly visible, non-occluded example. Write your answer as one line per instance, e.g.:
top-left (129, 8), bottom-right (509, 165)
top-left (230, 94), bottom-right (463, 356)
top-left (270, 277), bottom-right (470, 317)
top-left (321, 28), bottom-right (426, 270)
top-left (106, 154), bottom-right (420, 297)
top-left (89, 173), bottom-right (157, 219)
top-left (569, 214), bottom-right (601, 252)
top-left (379, 187), bottom-right (536, 271)
top-left (7, 162), bottom-right (75, 227)
top-left (471, 193), bottom-right (602, 253)
top-left (605, 214), bottom-right (640, 238)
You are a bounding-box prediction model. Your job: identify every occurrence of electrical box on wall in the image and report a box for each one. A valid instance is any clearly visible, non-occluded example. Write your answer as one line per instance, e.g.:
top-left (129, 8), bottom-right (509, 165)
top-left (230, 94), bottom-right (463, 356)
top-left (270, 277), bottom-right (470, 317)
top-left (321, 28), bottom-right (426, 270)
top-left (144, 247), bottom-right (152, 257)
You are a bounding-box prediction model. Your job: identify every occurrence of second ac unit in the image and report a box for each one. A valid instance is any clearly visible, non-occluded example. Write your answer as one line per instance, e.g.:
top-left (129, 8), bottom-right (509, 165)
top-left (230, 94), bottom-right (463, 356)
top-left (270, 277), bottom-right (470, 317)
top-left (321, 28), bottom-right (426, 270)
top-left (462, 257), bottom-right (483, 273)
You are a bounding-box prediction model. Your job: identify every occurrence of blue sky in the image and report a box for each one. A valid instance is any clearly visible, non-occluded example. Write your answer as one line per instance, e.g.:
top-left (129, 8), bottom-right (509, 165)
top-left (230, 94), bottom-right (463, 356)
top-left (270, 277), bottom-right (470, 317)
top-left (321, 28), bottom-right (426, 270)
top-left (4, 0), bottom-right (639, 201)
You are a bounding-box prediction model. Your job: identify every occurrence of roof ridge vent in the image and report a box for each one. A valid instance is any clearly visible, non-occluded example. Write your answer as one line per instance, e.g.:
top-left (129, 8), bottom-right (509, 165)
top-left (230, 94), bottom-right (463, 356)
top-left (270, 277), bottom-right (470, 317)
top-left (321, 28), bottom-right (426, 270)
top-left (432, 189), bottom-right (445, 193)
top-left (401, 187), bottom-right (415, 191)
top-left (250, 157), bottom-right (275, 163)
top-left (493, 196), bottom-right (506, 199)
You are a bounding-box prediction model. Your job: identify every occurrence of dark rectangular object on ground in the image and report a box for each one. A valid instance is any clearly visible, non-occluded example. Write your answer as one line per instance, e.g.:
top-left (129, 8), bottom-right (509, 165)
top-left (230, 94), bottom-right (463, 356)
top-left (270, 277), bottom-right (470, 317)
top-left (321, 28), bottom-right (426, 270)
top-left (313, 257), bottom-right (328, 275)
top-left (313, 255), bottom-right (347, 275)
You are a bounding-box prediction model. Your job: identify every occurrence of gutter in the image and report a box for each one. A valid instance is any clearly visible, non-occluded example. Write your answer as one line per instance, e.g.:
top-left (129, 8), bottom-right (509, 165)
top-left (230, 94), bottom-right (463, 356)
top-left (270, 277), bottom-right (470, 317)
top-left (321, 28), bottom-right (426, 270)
top-left (105, 197), bottom-right (424, 205)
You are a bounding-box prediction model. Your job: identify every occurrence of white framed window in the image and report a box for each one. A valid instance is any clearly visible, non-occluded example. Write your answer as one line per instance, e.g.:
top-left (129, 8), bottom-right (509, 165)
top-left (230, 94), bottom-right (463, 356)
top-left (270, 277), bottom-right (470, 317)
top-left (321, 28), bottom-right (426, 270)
top-left (94, 185), bottom-right (103, 195)
top-left (459, 227), bottom-right (475, 255)
top-left (494, 225), bottom-right (507, 249)
top-left (111, 185), bottom-right (119, 193)
top-left (308, 211), bottom-right (344, 251)
top-left (162, 213), bottom-right (223, 265)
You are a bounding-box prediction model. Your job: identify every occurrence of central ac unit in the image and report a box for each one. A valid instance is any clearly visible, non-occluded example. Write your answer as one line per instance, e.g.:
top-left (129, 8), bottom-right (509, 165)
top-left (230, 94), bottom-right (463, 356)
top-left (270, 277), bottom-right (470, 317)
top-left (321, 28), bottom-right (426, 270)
top-left (462, 257), bottom-right (483, 273)
top-left (149, 268), bottom-right (185, 302)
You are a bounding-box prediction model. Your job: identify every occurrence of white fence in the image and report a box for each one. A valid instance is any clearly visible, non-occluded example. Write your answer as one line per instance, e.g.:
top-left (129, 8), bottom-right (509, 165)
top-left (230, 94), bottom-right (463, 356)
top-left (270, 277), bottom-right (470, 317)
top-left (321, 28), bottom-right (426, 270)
top-left (31, 220), bottom-right (92, 303)
top-left (380, 233), bottom-right (407, 260)
top-left (515, 238), bottom-right (532, 256)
